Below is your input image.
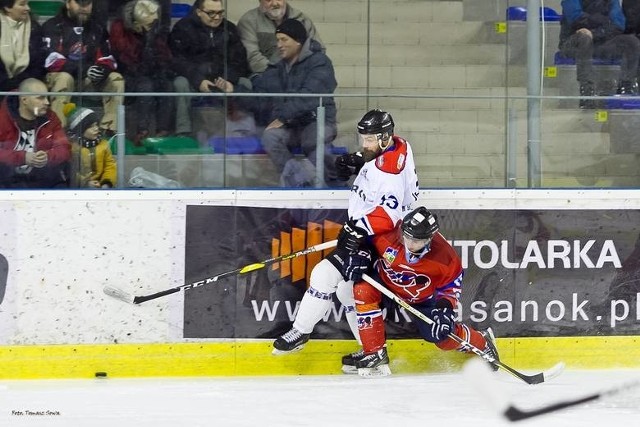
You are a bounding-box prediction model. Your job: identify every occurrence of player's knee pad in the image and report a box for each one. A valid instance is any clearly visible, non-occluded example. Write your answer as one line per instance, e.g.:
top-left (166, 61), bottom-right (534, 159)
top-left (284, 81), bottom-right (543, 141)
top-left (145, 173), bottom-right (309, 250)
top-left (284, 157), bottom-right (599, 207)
top-left (335, 280), bottom-right (354, 306)
top-left (353, 281), bottom-right (382, 307)
top-left (308, 258), bottom-right (343, 295)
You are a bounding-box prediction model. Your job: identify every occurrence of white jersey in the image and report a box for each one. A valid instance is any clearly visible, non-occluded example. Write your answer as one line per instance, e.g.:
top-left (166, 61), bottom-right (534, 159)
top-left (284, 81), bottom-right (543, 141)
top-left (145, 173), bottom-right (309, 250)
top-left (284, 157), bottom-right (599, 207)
top-left (348, 136), bottom-right (419, 236)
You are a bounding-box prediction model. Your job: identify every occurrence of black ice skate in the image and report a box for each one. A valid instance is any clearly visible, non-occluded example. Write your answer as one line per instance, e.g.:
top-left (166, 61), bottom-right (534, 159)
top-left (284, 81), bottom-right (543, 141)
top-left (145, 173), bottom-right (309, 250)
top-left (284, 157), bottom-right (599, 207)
top-left (272, 327), bottom-right (310, 355)
top-left (341, 348), bottom-right (365, 374)
top-left (480, 327), bottom-right (500, 371)
top-left (355, 347), bottom-right (391, 377)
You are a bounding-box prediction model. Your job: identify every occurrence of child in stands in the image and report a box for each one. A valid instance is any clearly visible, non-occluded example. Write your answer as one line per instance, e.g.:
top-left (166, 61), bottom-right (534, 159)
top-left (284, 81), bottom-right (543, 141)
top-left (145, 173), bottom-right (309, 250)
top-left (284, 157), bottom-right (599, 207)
top-left (63, 103), bottom-right (117, 188)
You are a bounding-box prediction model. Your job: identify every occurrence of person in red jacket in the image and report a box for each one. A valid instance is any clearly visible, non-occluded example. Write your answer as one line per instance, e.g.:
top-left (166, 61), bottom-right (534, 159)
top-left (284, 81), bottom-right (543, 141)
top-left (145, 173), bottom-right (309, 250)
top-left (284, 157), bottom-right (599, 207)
top-left (109, 0), bottom-right (175, 144)
top-left (348, 206), bottom-right (500, 377)
top-left (0, 78), bottom-right (71, 188)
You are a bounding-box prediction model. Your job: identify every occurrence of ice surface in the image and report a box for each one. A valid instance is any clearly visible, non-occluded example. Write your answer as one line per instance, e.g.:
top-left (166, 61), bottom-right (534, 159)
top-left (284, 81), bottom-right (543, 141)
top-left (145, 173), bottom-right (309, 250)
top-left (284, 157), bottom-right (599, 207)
top-left (0, 365), bottom-right (638, 427)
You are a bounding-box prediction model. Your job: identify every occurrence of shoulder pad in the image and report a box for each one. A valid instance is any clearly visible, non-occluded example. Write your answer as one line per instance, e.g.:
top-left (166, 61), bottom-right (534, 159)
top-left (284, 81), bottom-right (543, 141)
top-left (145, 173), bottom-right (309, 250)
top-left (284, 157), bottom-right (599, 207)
top-left (374, 137), bottom-right (409, 175)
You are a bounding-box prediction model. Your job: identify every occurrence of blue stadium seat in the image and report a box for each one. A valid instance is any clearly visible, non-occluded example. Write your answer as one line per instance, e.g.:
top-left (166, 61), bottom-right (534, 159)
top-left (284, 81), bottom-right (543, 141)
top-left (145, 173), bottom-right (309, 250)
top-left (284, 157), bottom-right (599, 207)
top-left (209, 136), bottom-right (348, 156)
top-left (554, 51), bottom-right (621, 66)
top-left (506, 6), bottom-right (561, 22)
top-left (210, 136), bottom-right (265, 154)
top-left (171, 3), bottom-right (191, 18)
top-left (605, 98), bottom-right (640, 109)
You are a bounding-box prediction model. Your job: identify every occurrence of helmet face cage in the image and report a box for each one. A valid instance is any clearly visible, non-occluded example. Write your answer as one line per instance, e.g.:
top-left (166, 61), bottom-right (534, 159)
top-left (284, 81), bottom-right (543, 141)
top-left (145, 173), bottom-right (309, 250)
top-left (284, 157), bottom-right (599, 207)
top-left (401, 207), bottom-right (439, 257)
top-left (357, 109), bottom-right (394, 148)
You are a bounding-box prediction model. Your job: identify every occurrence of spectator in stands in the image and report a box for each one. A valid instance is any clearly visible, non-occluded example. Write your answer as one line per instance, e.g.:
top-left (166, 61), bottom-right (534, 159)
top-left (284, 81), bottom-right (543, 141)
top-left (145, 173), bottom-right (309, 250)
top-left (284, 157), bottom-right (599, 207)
top-left (559, 0), bottom-right (640, 109)
top-left (623, 1), bottom-right (640, 36)
top-left (0, 78), bottom-right (71, 188)
top-left (110, 0), bottom-right (174, 145)
top-left (63, 102), bottom-right (116, 188)
top-left (214, 19), bottom-right (338, 187)
top-left (0, 0), bottom-right (46, 93)
top-left (42, 0), bottom-right (124, 136)
top-left (238, 0), bottom-right (323, 75)
top-left (94, 0), bottom-right (171, 35)
top-left (169, 0), bottom-right (249, 138)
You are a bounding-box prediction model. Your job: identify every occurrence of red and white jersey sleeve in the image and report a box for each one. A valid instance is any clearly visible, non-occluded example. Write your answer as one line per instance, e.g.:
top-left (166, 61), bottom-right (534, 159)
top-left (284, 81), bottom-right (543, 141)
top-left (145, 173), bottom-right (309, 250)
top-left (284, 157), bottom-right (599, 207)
top-left (372, 228), bottom-right (463, 307)
top-left (348, 137), bottom-right (419, 236)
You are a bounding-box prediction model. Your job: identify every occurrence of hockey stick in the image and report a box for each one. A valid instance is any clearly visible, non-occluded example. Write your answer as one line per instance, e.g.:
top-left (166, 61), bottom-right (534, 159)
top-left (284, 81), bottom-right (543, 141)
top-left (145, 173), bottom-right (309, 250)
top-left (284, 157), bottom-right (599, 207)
top-left (463, 358), bottom-right (640, 422)
top-left (361, 273), bottom-right (564, 385)
top-left (104, 239), bottom-right (337, 305)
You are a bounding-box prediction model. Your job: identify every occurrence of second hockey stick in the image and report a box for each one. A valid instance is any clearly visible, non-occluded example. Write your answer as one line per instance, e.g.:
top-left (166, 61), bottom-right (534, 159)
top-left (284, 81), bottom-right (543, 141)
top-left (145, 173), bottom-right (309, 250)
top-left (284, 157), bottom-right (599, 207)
top-left (361, 273), bottom-right (565, 385)
top-left (104, 239), bottom-right (337, 305)
top-left (463, 358), bottom-right (640, 422)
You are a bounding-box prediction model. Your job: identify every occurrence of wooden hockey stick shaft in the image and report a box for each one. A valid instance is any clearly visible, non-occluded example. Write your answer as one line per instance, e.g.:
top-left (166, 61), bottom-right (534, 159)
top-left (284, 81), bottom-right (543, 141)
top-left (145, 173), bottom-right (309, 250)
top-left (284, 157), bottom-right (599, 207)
top-left (104, 239), bottom-right (337, 305)
top-left (361, 273), bottom-right (564, 385)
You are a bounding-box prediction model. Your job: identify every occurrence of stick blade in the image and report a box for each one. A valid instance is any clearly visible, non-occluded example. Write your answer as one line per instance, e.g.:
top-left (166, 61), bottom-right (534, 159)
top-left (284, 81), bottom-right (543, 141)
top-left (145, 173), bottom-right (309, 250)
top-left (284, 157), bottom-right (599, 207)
top-left (103, 285), bottom-right (135, 305)
top-left (543, 362), bottom-right (566, 382)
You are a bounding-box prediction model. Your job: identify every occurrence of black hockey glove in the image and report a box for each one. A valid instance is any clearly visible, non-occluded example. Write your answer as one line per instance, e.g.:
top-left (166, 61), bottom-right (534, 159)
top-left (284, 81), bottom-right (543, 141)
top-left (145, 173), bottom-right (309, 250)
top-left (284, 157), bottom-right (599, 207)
top-left (335, 152), bottom-right (365, 181)
top-left (342, 248), bottom-right (372, 282)
top-left (428, 306), bottom-right (455, 342)
top-left (337, 219), bottom-right (368, 253)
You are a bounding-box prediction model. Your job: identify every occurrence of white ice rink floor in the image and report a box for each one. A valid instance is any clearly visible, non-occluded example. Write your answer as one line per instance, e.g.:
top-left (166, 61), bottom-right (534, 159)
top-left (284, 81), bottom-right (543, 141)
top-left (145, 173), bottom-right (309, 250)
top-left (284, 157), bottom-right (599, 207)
top-left (1, 364), bottom-right (639, 427)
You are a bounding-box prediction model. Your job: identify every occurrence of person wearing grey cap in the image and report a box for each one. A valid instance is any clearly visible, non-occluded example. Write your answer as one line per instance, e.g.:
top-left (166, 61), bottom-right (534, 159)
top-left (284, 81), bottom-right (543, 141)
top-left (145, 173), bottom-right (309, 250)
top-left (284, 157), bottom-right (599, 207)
top-left (214, 18), bottom-right (338, 187)
top-left (238, 0), bottom-right (323, 75)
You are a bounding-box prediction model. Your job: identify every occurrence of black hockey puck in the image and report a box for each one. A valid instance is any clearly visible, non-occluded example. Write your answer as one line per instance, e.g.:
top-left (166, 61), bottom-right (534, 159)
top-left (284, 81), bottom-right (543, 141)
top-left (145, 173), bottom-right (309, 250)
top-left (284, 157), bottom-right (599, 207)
top-left (94, 372), bottom-right (107, 378)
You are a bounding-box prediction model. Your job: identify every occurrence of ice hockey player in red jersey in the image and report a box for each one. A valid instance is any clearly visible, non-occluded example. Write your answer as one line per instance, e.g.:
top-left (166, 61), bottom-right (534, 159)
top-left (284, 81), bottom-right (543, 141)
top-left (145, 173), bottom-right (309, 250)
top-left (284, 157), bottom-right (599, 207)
top-left (273, 109), bottom-right (419, 354)
top-left (348, 206), bottom-right (500, 377)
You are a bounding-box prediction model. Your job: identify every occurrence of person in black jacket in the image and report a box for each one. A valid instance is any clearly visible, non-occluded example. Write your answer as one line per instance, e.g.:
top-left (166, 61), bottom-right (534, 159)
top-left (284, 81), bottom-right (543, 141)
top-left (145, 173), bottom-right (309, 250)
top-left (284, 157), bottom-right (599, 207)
top-left (41, 0), bottom-right (124, 136)
top-left (214, 19), bottom-right (338, 187)
top-left (559, 0), bottom-right (640, 109)
top-left (169, 0), bottom-right (249, 137)
top-left (0, 0), bottom-right (46, 93)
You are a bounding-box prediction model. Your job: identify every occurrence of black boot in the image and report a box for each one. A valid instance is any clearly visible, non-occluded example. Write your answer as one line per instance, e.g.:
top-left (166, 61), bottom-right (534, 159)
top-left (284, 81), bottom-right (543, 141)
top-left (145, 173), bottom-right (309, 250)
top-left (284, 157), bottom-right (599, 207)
top-left (579, 81), bottom-right (596, 109)
top-left (617, 80), bottom-right (638, 96)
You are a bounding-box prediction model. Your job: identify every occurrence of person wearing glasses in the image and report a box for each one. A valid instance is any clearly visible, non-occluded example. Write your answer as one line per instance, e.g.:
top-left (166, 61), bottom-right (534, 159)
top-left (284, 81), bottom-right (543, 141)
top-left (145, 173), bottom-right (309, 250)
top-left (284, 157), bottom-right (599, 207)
top-left (169, 0), bottom-right (249, 139)
top-left (238, 0), bottom-right (324, 75)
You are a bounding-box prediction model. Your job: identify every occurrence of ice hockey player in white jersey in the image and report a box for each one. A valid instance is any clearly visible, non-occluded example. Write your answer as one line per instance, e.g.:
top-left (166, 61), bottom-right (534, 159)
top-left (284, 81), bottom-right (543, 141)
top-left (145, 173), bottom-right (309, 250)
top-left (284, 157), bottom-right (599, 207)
top-left (273, 109), bottom-right (420, 359)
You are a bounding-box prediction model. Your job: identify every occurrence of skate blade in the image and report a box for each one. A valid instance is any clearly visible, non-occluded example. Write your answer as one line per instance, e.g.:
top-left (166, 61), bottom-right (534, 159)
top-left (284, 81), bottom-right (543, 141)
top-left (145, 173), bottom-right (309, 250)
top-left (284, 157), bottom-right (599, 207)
top-left (342, 365), bottom-right (358, 375)
top-left (271, 344), bottom-right (306, 355)
top-left (357, 364), bottom-right (392, 378)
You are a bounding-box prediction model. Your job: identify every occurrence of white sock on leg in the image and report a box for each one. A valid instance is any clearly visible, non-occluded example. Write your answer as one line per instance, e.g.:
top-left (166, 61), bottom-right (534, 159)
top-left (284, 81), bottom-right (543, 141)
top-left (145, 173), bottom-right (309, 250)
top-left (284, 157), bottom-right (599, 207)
top-left (292, 259), bottom-right (343, 333)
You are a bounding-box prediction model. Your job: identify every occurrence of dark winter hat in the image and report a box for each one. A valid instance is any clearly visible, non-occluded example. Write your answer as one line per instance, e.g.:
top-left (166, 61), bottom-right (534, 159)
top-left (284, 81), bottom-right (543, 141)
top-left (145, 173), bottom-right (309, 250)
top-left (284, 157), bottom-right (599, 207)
top-left (275, 19), bottom-right (307, 44)
top-left (74, 0), bottom-right (94, 5)
top-left (63, 103), bottom-right (99, 134)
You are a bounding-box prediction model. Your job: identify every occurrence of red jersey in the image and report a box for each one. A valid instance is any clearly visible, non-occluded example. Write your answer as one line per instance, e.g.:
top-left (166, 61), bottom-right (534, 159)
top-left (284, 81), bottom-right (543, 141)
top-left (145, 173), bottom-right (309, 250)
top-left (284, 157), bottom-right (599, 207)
top-left (371, 226), bottom-right (463, 307)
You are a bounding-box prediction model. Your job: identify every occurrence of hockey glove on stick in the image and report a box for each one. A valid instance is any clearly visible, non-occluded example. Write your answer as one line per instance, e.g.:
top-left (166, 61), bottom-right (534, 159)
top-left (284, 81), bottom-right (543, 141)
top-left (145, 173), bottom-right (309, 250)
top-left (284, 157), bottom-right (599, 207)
top-left (337, 219), bottom-right (368, 253)
top-left (335, 152), bottom-right (365, 181)
top-left (428, 306), bottom-right (455, 342)
top-left (342, 248), bottom-right (372, 282)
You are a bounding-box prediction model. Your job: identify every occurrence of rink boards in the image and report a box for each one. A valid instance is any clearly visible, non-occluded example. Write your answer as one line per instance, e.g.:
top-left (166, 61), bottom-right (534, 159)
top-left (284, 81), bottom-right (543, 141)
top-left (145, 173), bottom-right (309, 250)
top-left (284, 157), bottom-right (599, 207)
top-left (1, 336), bottom-right (639, 379)
top-left (0, 189), bottom-right (639, 379)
